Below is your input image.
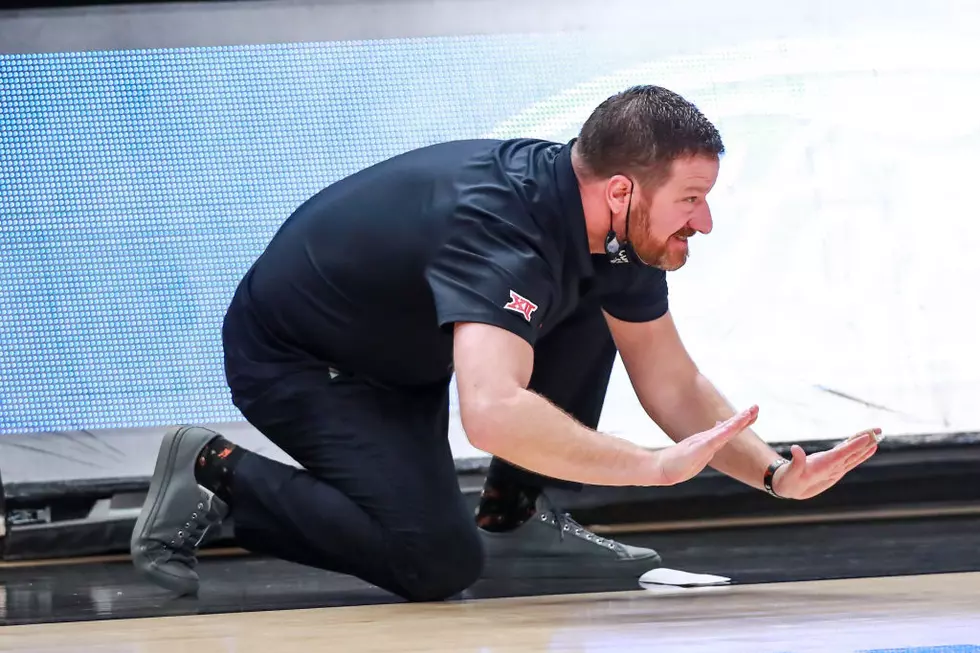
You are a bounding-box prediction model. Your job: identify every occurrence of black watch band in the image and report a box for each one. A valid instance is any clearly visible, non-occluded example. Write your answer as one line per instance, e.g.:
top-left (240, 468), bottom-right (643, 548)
top-left (764, 458), bottom-right (790, 498)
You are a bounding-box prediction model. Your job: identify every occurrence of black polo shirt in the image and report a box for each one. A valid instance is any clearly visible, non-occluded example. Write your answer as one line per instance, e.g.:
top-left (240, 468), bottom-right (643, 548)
top-left (228, 138), bottom-right (668, 388)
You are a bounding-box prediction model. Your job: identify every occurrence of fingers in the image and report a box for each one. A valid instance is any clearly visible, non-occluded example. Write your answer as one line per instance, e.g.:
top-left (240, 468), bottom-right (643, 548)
top-left (811, 444), bottom-right (879, 496)
top-left (778, 428), bottom-right (883, 499)
top-left (836, 428), bottom-right (882, 463)
top-left (712, 405), bottom-right (760, 437)
top-left (792, 429), bottom-right (883, 495)
top-left (659, 407), bottom-right (761, 486)
top-left (846, 427), bottom-right (883, 444)
top-left (693, 405), bottom-right (759, 453)
top-left (824, 429), bottom-right (880, 462)
top-left (839, 438), bottom-right (879, 472)
top-left (850, 444), bottom-right (879, 468)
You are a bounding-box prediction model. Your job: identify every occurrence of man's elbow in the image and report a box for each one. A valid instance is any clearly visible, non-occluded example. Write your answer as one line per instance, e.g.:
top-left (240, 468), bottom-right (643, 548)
top-left (459, 391), bottom-right (520, 455)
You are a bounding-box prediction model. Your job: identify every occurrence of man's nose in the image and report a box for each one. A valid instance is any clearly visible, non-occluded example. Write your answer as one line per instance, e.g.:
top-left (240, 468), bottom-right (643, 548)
top-left (691, 205), bottom-right (713, 234)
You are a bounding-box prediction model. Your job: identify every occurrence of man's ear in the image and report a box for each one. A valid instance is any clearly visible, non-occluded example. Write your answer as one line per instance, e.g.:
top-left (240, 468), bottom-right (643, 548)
top-left (605, 175), bottom-right (632, 212)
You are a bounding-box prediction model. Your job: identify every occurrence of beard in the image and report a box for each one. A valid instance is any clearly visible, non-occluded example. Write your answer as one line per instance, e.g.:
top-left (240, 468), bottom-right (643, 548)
top-left (628, 202), bottom-right (696, 271)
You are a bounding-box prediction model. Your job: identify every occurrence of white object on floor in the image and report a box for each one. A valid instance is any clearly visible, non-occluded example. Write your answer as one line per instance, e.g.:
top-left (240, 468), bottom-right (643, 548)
top-left (638, 567), bottom-right (732, 588)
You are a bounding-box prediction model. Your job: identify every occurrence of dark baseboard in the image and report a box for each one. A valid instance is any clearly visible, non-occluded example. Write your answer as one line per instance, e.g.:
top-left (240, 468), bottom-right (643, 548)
top-left (2, 432), bottom-right (978, 561)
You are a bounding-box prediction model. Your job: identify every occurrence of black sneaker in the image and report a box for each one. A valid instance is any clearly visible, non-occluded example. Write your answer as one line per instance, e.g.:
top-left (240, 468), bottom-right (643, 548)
top-left (130, 426), bottom-right (229, 595)
top-left (479, 494), bottom-right (661, 579)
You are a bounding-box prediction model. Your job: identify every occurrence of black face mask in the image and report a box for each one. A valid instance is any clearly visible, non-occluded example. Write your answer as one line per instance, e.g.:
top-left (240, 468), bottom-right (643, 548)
top-left (603, 178), bottom-right (652, 267)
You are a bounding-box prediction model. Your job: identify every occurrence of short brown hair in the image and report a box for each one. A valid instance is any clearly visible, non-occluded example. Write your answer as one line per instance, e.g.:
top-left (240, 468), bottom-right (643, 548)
top-left (576, 85), bottom-right (724, 186)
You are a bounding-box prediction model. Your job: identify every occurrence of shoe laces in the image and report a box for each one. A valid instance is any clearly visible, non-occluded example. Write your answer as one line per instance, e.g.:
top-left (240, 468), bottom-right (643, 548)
top-left (538, 493), bottom-right (624, 553)
top-left (167, 493), bottom-right (219, 565)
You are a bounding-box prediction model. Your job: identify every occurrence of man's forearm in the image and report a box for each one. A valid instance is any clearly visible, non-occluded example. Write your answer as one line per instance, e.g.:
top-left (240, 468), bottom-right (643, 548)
top-left (464, 388), bottom-right (662, 488)
top-left (653, 374), bottom-right (780, 490)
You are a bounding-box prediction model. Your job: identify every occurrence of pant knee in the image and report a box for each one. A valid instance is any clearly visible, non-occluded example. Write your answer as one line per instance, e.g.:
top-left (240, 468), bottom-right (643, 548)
top-left (391, 523), bottom-right (484, 602)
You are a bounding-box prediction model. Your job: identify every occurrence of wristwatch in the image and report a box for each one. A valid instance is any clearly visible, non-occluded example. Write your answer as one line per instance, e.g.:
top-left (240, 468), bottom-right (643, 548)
top-left (764, 458), bottom-right (790, 498)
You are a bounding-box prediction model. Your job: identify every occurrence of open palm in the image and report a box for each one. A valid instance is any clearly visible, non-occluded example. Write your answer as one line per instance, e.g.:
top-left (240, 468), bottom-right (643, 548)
top-left (772, 428), bottom-right (883, 500)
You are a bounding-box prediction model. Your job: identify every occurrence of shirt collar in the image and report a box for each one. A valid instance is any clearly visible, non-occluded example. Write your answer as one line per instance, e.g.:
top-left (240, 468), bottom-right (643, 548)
top-left (553, 138), bottom-right (595, 278)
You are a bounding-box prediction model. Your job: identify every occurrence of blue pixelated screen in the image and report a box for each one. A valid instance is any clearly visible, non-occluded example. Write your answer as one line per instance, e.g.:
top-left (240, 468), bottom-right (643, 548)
top-left (0, 35), bottom-right (643, 434)
top-left (3, 13), bottom-right (980, 438)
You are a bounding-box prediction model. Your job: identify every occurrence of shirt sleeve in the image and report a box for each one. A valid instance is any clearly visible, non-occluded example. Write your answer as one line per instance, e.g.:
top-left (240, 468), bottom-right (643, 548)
top-left (425, 185), bottom-right (556, 347)
top-left (596, 259), bottom-right (670, 323)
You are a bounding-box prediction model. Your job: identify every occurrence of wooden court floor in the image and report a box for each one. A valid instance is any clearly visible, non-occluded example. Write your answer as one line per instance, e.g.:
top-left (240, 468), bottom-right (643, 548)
top-left (1, 573), bottom-right (978, 652)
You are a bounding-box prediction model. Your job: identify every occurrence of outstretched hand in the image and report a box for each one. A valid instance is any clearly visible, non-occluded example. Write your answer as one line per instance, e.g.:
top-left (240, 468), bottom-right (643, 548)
top-left (771, 428), bottom-right (883, 500)
top-left (655, 405), bottom-right (760, 486)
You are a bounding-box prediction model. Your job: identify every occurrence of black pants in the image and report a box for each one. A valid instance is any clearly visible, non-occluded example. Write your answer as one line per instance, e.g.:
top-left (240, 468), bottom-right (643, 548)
top-left (222, 296), bottom-right (617, 602)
